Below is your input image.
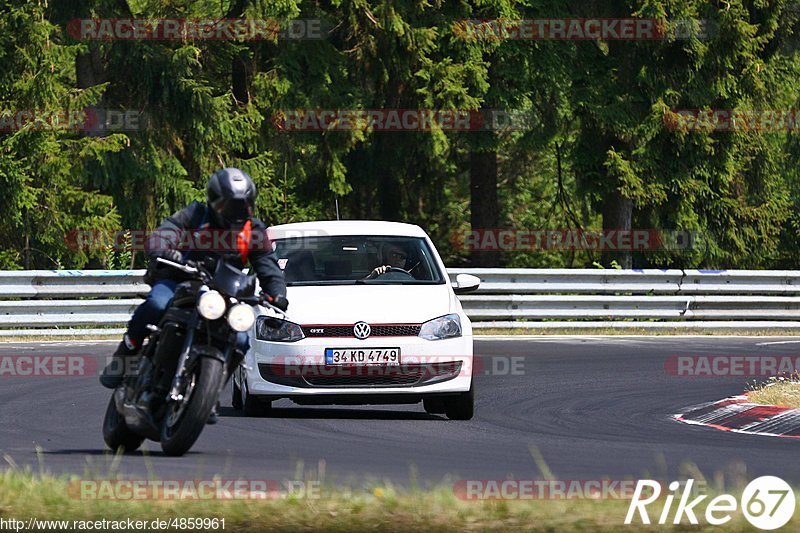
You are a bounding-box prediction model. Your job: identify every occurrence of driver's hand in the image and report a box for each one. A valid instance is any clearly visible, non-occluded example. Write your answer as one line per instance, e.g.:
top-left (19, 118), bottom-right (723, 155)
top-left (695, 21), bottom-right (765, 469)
top-left (366, 265), bottom-right (391, 279)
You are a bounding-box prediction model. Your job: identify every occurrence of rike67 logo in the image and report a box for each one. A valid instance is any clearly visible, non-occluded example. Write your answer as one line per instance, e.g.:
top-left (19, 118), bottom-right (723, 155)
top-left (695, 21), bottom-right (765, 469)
top-left (625, 477), bottom-right (795, 530)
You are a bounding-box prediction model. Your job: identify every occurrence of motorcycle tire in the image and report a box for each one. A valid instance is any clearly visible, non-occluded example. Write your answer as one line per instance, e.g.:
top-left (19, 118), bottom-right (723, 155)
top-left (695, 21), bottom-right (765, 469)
top-left (160, 356), bottom-right (224, 456)
top-left (102, 394), bottom-right (145, 452)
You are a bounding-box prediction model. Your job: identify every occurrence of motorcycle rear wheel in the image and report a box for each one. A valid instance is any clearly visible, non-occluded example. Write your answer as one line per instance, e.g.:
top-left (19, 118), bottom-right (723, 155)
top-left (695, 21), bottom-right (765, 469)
top-left (102, 394), bottom-right (145, 452)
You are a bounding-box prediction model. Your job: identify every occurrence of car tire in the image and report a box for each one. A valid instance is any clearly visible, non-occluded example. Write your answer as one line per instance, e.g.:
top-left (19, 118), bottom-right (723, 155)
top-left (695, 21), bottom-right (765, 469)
top-left (231, 375), bottom-right (243, 411)
top-left (241, 378), bottom-right (271, 417)
top-left (444, 382), bottom-right (474, 420)
top-left (423, 398), bottom-right (447, 415)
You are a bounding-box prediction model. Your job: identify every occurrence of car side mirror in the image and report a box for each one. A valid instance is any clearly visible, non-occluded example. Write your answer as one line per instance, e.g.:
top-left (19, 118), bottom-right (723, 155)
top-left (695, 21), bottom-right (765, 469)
top-left (452, 273), bottom-right (480, 294)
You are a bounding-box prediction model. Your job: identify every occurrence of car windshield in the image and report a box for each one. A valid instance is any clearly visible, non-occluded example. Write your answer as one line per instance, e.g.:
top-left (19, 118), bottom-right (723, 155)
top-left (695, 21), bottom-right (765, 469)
top-left (273, 235), bottom-right (445, 286)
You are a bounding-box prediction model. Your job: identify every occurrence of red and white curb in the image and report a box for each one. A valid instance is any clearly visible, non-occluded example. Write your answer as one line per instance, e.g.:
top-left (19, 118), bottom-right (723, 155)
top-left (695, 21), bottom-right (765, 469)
top-left (673, 395), bottom-right (800, 439)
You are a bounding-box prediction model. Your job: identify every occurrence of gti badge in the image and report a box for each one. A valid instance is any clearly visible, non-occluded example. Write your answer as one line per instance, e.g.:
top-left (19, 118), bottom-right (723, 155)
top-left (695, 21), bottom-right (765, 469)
top-left (353, 321), bottom-right (371, 340)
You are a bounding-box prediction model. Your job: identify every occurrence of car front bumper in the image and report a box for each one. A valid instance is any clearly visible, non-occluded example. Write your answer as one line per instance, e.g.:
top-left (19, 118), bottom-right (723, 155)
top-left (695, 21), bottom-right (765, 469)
top-left (244, 335), bottom-right (473, 399)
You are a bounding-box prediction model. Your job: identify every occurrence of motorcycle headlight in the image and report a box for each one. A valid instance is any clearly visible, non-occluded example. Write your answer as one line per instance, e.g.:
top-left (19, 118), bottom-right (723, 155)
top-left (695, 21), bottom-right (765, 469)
top-left (418, 314), bottom-right (462, 340)
top-left (256, 317), bottom-right (305, 342)
top-left (197, 290), bottom-right (226, 320)
top-left (228, 303), bottom-right (256, 332)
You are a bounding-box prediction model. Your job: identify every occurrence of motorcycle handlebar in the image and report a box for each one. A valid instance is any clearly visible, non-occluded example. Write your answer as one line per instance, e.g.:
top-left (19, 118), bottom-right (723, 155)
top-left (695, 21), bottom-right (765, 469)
top-left (155, 257), bottom-right (285, 317)
top-left (155, 257), bottom-right (197, 273)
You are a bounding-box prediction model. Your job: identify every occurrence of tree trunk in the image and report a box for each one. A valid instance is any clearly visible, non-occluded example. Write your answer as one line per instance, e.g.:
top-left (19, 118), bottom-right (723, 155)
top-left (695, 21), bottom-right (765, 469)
top-left (601, 189), bottom-right (633, 268)
top-left (75, 43), bottom-right (104, 136)
top-left (469, 133), bottom-right (499, 267)
top-left (23, 211), bottom-right (30, 269)
top-left (228, 0), bottom-right (253, 160)
top-left (75, 42), bottom-right (104, 88)
top-left (377, 138), bottom-right (402, 220)
top-left (232, 53), bottom-right (250, 105)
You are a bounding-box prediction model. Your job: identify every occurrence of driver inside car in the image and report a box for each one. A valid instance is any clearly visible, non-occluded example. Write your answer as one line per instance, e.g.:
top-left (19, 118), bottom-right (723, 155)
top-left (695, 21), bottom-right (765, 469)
top-left (365, 242), bottom-right (412, 279)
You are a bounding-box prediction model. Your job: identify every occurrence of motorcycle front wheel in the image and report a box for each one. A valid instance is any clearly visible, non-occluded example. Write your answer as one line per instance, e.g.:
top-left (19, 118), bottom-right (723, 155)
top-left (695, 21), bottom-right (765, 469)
top-left (159, 356), bottom-right (224, 456)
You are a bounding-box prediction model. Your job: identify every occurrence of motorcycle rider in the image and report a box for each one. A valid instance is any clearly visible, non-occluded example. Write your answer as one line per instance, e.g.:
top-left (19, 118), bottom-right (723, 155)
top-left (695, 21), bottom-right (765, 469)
top-left (99, 168), bottom-right (289, 400)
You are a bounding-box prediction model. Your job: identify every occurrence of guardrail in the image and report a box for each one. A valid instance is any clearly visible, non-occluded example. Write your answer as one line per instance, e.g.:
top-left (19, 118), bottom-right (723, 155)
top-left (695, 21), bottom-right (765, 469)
top-left (1, 269), bottom-right (799, 335)
top-left (447, 268), bottom-right (800, 294)
top-left (449, 269), bottom-right (800, 329)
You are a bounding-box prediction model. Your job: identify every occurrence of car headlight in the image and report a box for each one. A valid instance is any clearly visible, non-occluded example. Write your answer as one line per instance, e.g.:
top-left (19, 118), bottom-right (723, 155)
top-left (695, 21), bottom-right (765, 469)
top-left (197, 290), bottom-right (226, 320)
top-left (418, 314), bottom-right (462, 340)
top-left (228, 303), bottom-right (256, 332)
top-left (256, 316), bottom-right (305, 342)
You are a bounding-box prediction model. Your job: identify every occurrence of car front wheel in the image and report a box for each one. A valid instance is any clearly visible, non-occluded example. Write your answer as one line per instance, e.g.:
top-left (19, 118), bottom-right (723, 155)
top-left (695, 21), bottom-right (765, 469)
top-left (423, 397), bottom-right (447, 415)
top-left (232, 375), bottom-right (243, 410)
top-left (241, 377), bottom-right (272, 417)
top-left (444, 382), bottom-right (474, 420)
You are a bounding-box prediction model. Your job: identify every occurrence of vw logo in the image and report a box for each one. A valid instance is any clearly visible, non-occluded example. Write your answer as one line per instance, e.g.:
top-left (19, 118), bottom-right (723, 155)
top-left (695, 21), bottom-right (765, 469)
top-left (353, 321), bottom-right (371, 340)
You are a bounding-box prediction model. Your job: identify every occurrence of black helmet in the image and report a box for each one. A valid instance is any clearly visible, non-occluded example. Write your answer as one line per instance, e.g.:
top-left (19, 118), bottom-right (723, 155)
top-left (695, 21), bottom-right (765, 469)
top-left (206, 168), bottom-right (257, 228)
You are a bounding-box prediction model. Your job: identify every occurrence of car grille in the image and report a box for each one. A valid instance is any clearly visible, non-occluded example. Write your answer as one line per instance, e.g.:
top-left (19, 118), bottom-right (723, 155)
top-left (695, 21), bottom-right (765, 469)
top-left (301, 324), bottom-right (422, 338)
top-left (258, 361), bottom-right (462, 388)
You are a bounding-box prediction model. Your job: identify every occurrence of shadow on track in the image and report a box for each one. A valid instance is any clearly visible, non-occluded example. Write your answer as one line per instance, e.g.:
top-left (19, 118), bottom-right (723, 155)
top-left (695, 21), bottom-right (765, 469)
top-left (38, 449), bottom-right (200, 457)
top-left (218, 406), bottom-right (445, 421)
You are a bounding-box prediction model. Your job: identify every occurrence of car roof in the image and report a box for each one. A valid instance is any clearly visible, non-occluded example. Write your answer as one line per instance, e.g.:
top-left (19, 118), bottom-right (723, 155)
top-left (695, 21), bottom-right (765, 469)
top-left (269, 220), bottom-right (429, 238)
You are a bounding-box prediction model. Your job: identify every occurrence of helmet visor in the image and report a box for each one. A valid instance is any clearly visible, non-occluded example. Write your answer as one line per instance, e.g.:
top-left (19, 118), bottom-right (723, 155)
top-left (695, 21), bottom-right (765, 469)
top-left (211, 198), bottom-right (252, 226)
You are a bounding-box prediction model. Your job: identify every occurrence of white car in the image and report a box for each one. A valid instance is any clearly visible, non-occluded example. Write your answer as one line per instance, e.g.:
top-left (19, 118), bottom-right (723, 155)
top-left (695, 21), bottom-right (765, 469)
top-left (232, 220), bottom-right (480, 420)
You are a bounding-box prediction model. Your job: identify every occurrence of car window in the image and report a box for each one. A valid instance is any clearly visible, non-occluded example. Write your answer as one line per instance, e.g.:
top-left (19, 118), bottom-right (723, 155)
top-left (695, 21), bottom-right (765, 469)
top-left (273, 236), bottom-right (445, 285)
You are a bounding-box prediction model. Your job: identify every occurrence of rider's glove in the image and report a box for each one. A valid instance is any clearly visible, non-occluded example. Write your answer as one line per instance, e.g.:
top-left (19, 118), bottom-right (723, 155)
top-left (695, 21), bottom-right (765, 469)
top-left (261, 293), bottom-right (289, 312)
top-left (157, 249), bottom-right (184, 264)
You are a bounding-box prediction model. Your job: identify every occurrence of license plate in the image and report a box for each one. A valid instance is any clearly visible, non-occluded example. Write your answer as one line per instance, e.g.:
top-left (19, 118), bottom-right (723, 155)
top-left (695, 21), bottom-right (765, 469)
top-left (325, 348), bottom-right (401, 365)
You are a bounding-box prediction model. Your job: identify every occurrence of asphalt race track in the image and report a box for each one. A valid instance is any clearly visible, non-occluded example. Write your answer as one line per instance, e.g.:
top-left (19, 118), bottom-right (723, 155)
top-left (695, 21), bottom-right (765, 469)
top-left (1, 337), bottom-right (799, 487)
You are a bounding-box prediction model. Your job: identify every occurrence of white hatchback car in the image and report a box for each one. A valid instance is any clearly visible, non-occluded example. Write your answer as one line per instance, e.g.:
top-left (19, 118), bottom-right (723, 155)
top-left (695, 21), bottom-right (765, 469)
top-left (232, 220), bottom-right (480, 420)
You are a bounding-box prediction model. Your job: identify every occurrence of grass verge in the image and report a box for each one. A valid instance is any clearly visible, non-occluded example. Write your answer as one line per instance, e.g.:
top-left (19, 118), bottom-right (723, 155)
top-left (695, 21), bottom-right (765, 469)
top-left (0, 469), bottom-right (796, 531)
top-left (747, 375), bottom-right (800, 408)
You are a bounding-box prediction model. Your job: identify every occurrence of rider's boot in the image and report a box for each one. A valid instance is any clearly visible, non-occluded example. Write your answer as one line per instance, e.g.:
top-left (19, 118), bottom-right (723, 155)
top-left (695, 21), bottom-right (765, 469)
top-left (207, 401), bottom-right (221, 425)
top-left (99, 334), bottom-right (140, 389)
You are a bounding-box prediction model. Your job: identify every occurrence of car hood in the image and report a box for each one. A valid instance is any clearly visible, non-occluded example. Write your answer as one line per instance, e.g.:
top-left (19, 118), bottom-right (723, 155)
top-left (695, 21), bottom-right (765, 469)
top-left (281, 284), bottom-right (454, 324)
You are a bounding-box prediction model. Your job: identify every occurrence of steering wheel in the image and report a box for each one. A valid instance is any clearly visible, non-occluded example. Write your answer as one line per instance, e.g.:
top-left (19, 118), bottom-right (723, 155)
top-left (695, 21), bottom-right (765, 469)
top-left (387, 266), bottom-right (412, 276)
top-left (373, 266), bottom-right (414, 280)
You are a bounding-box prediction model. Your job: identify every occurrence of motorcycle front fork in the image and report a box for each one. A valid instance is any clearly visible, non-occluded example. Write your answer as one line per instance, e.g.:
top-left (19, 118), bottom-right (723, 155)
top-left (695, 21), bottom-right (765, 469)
top-left (166, 314), bottom-right (247, 402)
top-left (168, 314), bottom-right (199, 402)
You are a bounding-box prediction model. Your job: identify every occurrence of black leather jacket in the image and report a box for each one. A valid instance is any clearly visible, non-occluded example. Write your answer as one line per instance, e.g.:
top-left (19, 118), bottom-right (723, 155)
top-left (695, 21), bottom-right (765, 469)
top-left (144, 201), bottom-right (287, 298)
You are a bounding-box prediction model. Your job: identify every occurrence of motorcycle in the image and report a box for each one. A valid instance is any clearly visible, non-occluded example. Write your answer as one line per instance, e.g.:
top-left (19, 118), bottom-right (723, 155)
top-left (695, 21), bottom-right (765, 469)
top-left (102, 255), bottom-right (283, 456)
